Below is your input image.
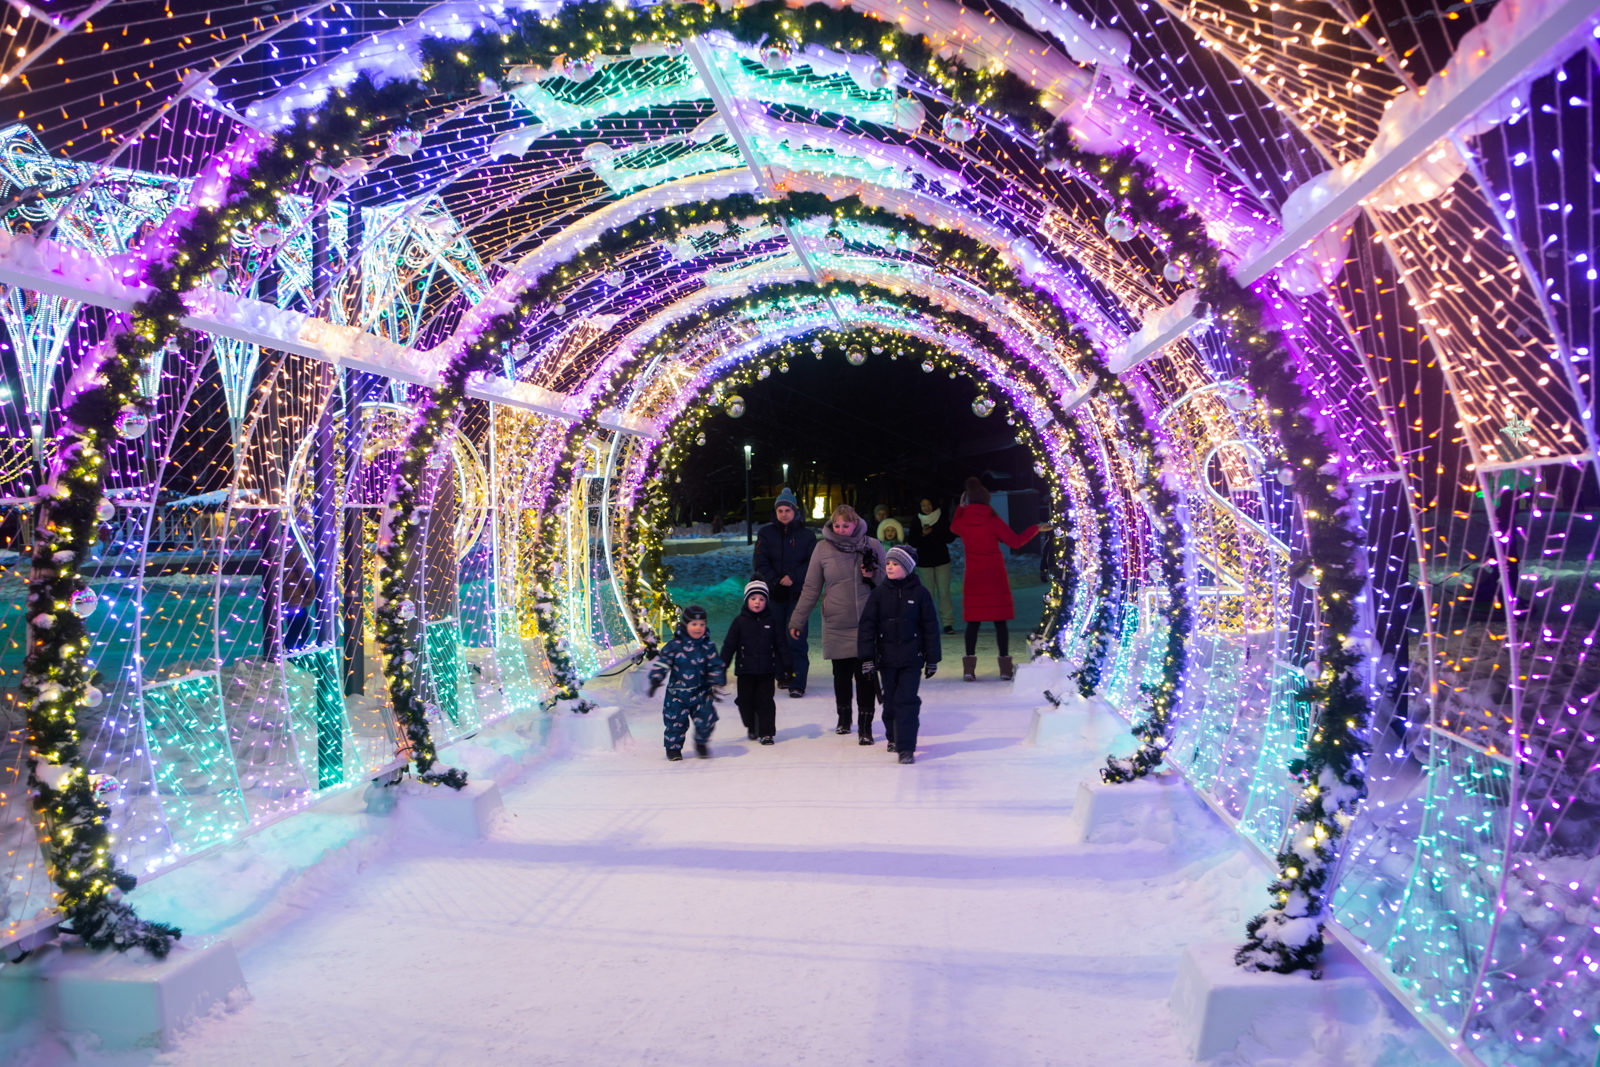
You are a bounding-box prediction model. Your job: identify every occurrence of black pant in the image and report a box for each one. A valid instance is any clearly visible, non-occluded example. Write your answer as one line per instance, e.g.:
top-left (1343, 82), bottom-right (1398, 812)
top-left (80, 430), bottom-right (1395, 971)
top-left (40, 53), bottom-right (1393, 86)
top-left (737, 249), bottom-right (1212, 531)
top-left (831, 657), bottom-right (877, 730)
top-left (736, 674), bottom-right (777, 738)
top-left (964, 620), bottom-right (1010, 656)
top-left (879, 666), bottom-right (923, 754)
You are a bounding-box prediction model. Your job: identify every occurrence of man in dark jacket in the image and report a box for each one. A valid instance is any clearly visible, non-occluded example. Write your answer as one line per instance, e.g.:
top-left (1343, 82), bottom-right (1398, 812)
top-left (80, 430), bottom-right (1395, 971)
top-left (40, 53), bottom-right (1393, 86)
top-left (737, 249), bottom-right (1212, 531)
top-left (753, 486), bottom-right (816, 697)
top-left (857, 545), bottom-right (941, 764)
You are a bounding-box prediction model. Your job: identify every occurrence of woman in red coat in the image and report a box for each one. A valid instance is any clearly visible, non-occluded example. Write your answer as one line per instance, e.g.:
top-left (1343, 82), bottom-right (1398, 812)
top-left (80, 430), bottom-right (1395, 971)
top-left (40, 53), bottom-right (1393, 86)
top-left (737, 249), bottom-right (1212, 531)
top-left (950, 476), bottom-right (1039, 681)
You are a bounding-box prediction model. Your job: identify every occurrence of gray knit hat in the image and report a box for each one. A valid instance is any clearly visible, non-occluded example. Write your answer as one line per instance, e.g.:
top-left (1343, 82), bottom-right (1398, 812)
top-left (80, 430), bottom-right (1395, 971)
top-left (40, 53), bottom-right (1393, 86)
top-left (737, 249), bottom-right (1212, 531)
top-left (743, 579), bottom-right (770, 601)
top-left (775, 487), bottom-right (800, 511)
top-left (886, 545), bottom-right (917, 573)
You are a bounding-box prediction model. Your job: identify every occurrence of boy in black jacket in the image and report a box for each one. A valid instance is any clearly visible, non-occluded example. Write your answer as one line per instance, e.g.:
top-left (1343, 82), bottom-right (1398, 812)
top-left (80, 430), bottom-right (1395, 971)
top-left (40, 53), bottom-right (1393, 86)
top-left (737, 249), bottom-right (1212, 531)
top-left (720, 580), bottom-right (793, 745)
top-left (857, 546), bottom-right (941, 764)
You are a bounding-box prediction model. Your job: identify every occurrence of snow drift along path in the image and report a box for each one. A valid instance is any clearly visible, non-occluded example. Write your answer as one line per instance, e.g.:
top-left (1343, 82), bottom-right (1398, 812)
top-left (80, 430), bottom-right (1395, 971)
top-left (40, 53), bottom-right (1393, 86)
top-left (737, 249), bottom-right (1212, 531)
top-left (14, 674), bottom-right (1449, 1066)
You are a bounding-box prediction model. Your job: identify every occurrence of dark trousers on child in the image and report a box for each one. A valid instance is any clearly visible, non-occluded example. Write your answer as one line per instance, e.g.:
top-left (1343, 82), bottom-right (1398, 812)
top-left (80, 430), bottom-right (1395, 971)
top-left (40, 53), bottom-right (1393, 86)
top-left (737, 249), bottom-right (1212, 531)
top-left (736, 674), bottom-right (777, 738)
top-left (831, 657), bottom-right (878, 731)
top-left (878, 666), bottom-right (923, 754)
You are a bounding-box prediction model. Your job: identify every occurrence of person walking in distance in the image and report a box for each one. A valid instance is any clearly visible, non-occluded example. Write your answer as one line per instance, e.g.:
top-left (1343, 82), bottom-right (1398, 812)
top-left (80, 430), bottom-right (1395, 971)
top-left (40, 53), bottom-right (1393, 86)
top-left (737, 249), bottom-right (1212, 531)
top-left (906, 495), bottom-right (957, 634)
top-left (858, 545), bottom-right (941, 764)
top-left (789, 504), bottom-right (887, 743)
top-left (720, 580), bottom-right (792, 745)
top-left (950, 477), bottom-right (1039, 681)
top-left (648, 605), bottom-right (727, 760)
top-left (753, 487), bottom-right (816, 698)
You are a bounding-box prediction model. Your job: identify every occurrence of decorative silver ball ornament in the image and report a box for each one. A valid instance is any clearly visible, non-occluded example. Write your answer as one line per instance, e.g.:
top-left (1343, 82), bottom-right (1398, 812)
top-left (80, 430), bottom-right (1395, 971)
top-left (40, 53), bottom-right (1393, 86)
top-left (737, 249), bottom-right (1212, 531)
top-left (92, 774), bottom-right (123, 797)
top-left (662, 39), bottom-right (686, 55)
top-left (725, 395), bottom-right (746, 419)
top-left (310, 161), bottom-right (334, 183)
top-left (511, 341), bottom-right (530, 359)
top-left (425, 702), bottom-right (443, 721)
top-left (83, 685), bottom-right (104, 709)
top-left (254, 221), bottom-right (284, 247)
top-left (208, 265), bottom-right (230, 287)
top-left (1103, 211), bottom-right (1137, 242)
top-left (757, 365), bottom-right (771, 380)
top-left (824, 230), bottom-right (845, 254)
top-left (871, 344), bottom-right (883, 355)
top-left (478, 76), bottom-right (501, 98)
top-left (1277, 467), bottom-right (1296, 487)
top-left (397, 599), bottom-right (418, 621)
top-left (164, 335), bottom-right (182, 356)
top-left (869, 64), bottom-right (893, 89)
top-left (96, 500), bottom-right (116, 523)
top-left (581, 141), bottom-right (614, 165)
top-left (778, 362), bottom-right (790, 374)
top-left (972, 396), bottom-right (996, 417)
top-left (1224, 386), bottom-right (1254, 412)
top-left (1163, 261), bottom-right (1187, 284)
top-left (811, 340), bottom-right (824, 355)
top-left (1033, 462), bottom-right (1046, 477)
top-left (1298, 572), bottom-right (1320, 590)
top-left (566, 56), bottom-right (597, 81)
top-left (921, 360), bottom-right (935, 374)
top-left (70, 588), bottom-right (99, 617)
top-left (604, 269), bottom-right (626, 287)
top-left (696, 432), bottom-right (707, 446)
top-left (893, 95), bottom-right (926, 134)
top-left (761, 42), bottom-right (791, 70)
top-left (115, 407), bottom-right (149, 439)
top-left (550, 302), bottom-right (567, 316)
top-left (846, 347), bottom-right (866, 366)
top-left (942, 112), bottom-right (974, 143)
top-left (389, 128), bottom-right (422, 156)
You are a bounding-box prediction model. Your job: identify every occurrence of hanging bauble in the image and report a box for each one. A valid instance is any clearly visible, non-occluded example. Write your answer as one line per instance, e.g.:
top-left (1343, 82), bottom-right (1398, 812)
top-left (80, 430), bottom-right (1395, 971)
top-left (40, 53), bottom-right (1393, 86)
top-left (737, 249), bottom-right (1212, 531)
top-left (893, 96), bottom-right (926, 134)
top-left (83, 685), bottom-right (104, 709)
top-left (1162, 260), bottom-right (1187, 284)
top-left (309, 161), bottom-right (334, 183)
top-left (425, 702), bottom-right (443, 721)
top-left (869, 64), bottom-right (893, 89)
top-left (1224, 386), bottom-right (1254, 412)
top-left (1277, 467), bottom-right (1296, 487)
top-left (757, 365), bottom-right (771, 380)
top-left (207, 265), bottom-right (230, 287)
top-left (695, 432), bottom-right (707, 446)
top-left (163, 335), bottom-right (182, 356)
top-left (870, 344), bottom-right (883, 355)
top-left (941, 111), bottom-right (975, 143)
top-left (478, 76), bottom-right (501, 98)
top-left (811, 340), bottom-right (824, 355)
top-left (1103, 210), bottom-right (1137, 242)
top-left (725, 395), bottom-right (746, 419)
top-left (566, 56), bottom-right (597, 81)
top-left (604, 269), bottom-right (626, 287)
top-left (70, 588), bottom-right (99, 617)
top-left (92, 774), bottom-right (123, 797)
top-left (1297, 572), bottom-right (1320, 590)
top-left (662, 38), bottom-right (686, 56)
top-left (254, 221), bottom-right (284, 248)
top-left (761, 42), bottom-right (791, 70)
top-left (511, 341), bottom-right (530, 359)
top-left (778, 361), bottom-right (790, 374)
top-left (846, 347), bottom-right (866, 366)
top-left (1033, 463), bottom-right (1046, 477)
top-left (581, 141), bottom-right (614, 165)
top-left (389, 128), bottom-right (422, 156)
top-left (550, 302), bottom-right (567, 315)
top-left (397, 598), bottom-right (418, 621)
top-left (920, 360), bottom-right (935, 374)
top-left (824, 230), bottom-right (845, 254)
top-left (972, 396), bottom-right (996, 417)
top-left (96, 500), bottom-right (116, 523)
top-left (115, 407), bottom-right (149, 439)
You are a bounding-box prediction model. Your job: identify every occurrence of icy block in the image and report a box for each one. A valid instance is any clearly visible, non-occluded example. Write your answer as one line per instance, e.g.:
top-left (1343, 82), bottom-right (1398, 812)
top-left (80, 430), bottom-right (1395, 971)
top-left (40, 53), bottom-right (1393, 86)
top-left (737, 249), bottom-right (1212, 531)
top-left (1170, 939), bottom-right (1381, 1060)
top-left (1027, 692), bottom-right (1118, 749)
top-left (0, 936), bottom-right (246, 1050)
top-left (558, 705), bottom-right (632, 751)
top-left (400, 778), bottom-right (504, 838)
top-left (1064, 773), bottom-right (1211, 844)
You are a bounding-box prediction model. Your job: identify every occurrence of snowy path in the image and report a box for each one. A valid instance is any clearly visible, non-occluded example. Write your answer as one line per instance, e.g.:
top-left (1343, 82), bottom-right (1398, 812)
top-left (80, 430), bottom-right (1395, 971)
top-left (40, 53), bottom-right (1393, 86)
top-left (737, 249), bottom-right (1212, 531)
top-left (17, 675), bottom-right (1448, 1066)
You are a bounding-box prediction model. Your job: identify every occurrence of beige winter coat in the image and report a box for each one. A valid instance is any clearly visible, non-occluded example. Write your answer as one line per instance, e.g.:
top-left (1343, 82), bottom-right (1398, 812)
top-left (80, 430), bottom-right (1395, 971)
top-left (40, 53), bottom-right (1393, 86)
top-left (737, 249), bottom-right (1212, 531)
top-left (790, 520), bottom-right (887, 660)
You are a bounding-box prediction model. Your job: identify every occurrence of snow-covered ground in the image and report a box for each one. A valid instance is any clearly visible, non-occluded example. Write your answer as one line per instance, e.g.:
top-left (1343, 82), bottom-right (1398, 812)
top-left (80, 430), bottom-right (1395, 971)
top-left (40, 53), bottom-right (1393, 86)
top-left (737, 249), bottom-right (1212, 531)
top-left (3, 662), bottom-right (1450, 1066)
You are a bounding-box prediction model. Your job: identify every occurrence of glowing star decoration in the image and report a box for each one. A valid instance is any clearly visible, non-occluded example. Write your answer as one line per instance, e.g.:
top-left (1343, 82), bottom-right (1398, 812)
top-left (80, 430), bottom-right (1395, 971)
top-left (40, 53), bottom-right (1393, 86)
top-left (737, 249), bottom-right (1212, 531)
top-left (1501, 414), bottom-right (1533, 442)
top-left (1104, 211), bottom-right (1137, 241)
top-left (846, 347), bottom-right (866, 366)
top-left (70, 588), bottom-right (99, 617)
top-left (973, 396), bottom-right (996, 417)
top-left (725, 395), bottom-right (746, 418)
top-left (115, 407), bottom-right (150, 439)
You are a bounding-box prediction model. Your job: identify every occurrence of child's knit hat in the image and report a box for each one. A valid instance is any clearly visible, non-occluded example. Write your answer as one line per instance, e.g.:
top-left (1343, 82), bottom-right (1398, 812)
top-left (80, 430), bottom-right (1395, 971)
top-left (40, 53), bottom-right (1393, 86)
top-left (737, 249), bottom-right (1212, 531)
top-left (886, 544), bottom-right (918, 573)
top-left (743, 579), bottom-right (770, 601)
top-left (682, 604), bottom-right (708, 623)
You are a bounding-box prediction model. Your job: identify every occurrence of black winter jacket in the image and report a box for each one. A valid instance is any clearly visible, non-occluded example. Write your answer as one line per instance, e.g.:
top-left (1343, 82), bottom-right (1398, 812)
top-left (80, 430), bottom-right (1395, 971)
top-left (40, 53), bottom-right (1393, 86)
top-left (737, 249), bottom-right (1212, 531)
top-left (752, 516), bottom-right (816, 604)
top-left (856, 573), bottom-right (942, 669)
top-left (721, 605), bottom-right (794, 678)
top-left (905, 511), bottom-right (956, 568)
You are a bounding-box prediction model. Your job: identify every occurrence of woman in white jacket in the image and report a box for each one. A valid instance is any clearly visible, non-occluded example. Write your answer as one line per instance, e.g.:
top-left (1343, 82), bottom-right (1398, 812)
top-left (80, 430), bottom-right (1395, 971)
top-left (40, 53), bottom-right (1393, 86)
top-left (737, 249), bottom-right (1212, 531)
top-left (790, 504), bottom-right (887, 742)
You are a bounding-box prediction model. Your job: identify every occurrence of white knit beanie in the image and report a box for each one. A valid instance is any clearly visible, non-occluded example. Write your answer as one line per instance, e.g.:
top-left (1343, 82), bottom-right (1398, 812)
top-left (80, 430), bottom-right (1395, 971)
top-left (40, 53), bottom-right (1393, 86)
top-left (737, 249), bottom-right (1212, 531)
top-left (743, 579), bottom-right (770, 600)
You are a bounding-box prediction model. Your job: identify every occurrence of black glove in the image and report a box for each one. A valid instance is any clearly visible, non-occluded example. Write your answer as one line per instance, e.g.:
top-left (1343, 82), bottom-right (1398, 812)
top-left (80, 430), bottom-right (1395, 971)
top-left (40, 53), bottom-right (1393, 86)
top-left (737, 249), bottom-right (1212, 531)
top-left (924, 663), bottom-right (937, 679)
top-left (648, 676), bottom-right (662, 698)
top-left (859, 659), bottom-right (876, 676)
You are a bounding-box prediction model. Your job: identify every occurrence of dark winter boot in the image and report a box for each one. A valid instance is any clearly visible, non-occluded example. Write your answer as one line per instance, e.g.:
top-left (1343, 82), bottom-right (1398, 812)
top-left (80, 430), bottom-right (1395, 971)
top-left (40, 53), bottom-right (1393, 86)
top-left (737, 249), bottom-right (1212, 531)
top-left (835, 710), bottom-right (852, 734)
top-left (667, 749), bottom-right (683, 762)
top-left (962, 655), bottom-right (977, 682)
top-left (898, 751), bottom-right (915, 765)
top-left (998, 656), bottom-right (1015, 680)
top-left (695, 740), bottom-right (710, 759)
top-left (859, 727), bottom-right (874, 745)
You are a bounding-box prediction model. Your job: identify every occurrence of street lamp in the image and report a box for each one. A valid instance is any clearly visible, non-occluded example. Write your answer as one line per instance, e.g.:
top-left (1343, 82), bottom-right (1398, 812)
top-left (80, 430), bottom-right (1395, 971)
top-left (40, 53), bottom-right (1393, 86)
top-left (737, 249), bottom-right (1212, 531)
top-left (744, 443), bottom-right (754, 544)
top-left (781, 461), bottom-right (789, 488)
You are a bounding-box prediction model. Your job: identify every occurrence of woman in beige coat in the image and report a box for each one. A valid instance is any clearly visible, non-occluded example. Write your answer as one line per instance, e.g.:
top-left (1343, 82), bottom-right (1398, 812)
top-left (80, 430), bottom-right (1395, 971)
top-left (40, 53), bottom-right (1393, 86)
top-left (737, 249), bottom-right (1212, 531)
top-left (790, 504), bottom-right (887, 742)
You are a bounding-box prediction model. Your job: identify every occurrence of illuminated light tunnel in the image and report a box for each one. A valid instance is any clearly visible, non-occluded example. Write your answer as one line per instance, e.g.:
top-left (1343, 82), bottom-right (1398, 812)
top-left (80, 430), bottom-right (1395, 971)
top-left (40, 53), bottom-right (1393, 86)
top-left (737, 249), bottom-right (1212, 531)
top-left (0, 0), bottom-right (1595, 1061)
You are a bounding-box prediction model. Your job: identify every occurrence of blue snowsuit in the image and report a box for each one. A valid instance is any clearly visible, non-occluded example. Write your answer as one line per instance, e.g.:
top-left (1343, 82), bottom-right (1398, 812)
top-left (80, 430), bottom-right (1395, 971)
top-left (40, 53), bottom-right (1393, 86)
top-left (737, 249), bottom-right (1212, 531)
top-left (649, 623), bottom-right (727, 754)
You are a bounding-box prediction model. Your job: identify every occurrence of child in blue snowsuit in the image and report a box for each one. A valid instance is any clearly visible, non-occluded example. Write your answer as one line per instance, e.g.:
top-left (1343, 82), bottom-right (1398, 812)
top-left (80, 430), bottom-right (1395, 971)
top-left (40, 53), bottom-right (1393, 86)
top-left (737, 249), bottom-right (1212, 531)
top-left (648, 604), bottom-right (727, 761)
top-left (858, 545), bottom-right (941, 764)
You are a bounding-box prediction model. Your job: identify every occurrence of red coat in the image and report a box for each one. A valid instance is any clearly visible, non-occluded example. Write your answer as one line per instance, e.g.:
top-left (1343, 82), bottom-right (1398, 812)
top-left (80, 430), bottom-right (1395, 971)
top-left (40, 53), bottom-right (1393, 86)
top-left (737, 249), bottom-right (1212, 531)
top-left (950, 504), bottom-right (1039, 621)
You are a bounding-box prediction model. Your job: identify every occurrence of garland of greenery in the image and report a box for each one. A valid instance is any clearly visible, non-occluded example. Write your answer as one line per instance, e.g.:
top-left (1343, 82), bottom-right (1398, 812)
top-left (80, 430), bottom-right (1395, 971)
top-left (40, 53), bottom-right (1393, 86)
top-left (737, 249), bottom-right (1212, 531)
top-left (1041, 137), bottom-right (1372, 970)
